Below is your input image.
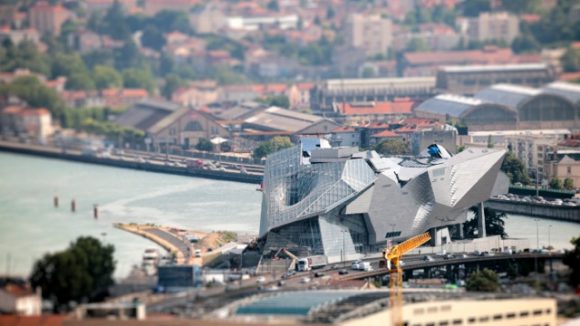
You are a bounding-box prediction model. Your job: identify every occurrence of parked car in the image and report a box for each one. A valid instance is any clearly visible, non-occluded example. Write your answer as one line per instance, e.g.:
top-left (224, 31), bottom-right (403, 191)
top-left (314, 271), bottom-right (325, 278)
top-left (423, 255), bottom-right (435, 262)
top-left (256, 276), bottom-right (266, 284)
top-left (338, 269), bottom-right (349, 275)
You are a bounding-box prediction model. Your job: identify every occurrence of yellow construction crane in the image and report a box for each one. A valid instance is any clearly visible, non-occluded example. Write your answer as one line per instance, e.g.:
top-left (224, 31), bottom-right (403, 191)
top-left (383, 232), bottom-right (431, 326)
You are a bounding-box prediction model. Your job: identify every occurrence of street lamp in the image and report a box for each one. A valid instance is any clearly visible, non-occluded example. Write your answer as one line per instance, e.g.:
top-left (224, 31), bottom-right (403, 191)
top-left (340, 230), bottom-right (349, 266)
top-left (534, 218), bottom-right (539, 250)
top-left (548, 225), bottom-right (552, 251)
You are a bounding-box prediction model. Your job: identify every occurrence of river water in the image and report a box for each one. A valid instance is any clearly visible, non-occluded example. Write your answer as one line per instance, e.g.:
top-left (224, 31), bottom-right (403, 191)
top-left (0, 152), bottom-right (578, 278)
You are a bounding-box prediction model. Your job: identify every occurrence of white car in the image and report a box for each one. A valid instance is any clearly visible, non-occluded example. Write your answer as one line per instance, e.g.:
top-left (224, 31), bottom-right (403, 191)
top-left (256, 276), bottom-right (266, 284)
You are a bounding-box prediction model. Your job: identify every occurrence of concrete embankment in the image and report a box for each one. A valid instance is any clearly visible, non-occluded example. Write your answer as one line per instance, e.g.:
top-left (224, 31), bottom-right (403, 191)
top-left (114, 223), bottom-right (187, 264)
top-left (0, 141), bottom-right (262, 184)
top-left (486, 199), bottom-right (580, 223)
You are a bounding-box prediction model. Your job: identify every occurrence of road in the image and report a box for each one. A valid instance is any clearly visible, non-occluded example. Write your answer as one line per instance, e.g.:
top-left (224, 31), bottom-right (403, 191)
top-left (143, 228), bottom-right (192, 262)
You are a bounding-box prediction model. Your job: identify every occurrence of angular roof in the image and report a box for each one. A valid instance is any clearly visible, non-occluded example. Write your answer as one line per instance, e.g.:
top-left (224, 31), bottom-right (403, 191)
top-left (115, 99), bottom-right (180, 131)
top-left (542, 82), bottom-right (580, 104)
top-left (414, 93), bottom-right (513, 118)
top-left (474, 84), bottom-right (540, 109)
top-left (147, 107), bottom-right (190, 134)
top-left (335, 100), bottom-right (414, 116)
top-left (244, 106), bottom-right (322, 133)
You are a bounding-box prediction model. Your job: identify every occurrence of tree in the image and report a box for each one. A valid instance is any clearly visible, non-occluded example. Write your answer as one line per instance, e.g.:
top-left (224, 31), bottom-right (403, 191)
top-left (0, 40), bottom-right (50, 75)
top-left (50, 53), bottom-right (89, 79)
top-left (253, 136), bottom-right (293, 159)
top-left (1, 76), bottom-right (66, 117)
top-left (122, 68), bottom-right (155, 93)
top-left (141, 26), bottom-right (166, 51)
top-left (151, 10), bottom-right (192, 34)
top-left (511, 34), bottom-right (541, 53)
top-left (406, 38), bottom-right (430, 52)
top-left (267, 0), bottom-right (279, 12)
top-left (501, 151), bottom-right (530, 185)
top-left (564, 177), bottom-right (575, 190)
top-left (549, 177), bottom-right (563, 190)
top-left (460, 0), bottom-right (491, 17)
top-left (29, 236), bottom-right (115, 311)
top-left (562, 48), bottom-right (580, 73)
top-left (93, 65), bottom-right (122, 90)
top-left (258, 95), bottom-right (290, 109)
top-left (500, 0), bottom-right (540, 13)
top-left (462, 207), bottom-right (507, 239)
top-left (196, 137), bottom-right (213, 151)
top-left (102, 0), bottom-right (130, 40)
top-left (563, 237), bottom-right (580, 287)
top-left (162, 74), bottom-right (185, 99)
top-left (466, 268), bottom-right (500, 292)
top-left (361, 67), bottom-right (375, 78)
top-left (374, 138), bottom-right (409, 156)
top-left (65, 72), bottom-right (96, 90)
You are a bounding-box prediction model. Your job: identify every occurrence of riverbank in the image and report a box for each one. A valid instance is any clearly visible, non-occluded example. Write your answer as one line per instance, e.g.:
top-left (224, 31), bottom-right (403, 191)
top-left (114, 223), bottom-right (250, 267)
top-left (0, 140), bottom-right (262, 184)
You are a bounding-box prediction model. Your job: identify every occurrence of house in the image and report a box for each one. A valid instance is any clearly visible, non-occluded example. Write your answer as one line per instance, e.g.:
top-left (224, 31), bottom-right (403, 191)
top-left (171, 80), bottom-right (219, 108)
top-left (369, 129), bottom-right (402, 146)
top-left (61, 90), bottom-right (104, 108)
top-left (329, 126), bottom-right (361, 148)
top-left (146, 108), bottom-right (229, 150)
top-left (332, 99), bottom-right (414, 123)
top-left (544, 150), bottom-right (580, 188)
top-left (0, 283), bottom-right (42, 316)
top-left (0, 106), bottom-right (52, 142)
top-left (287, 83), bottom-right (314, 110)
top-left (28, 1), bottom-right (70, 35)
top-left (102, 88), bottom-right (149, 108)
top-left (401, 47), bottom-right (540, 77)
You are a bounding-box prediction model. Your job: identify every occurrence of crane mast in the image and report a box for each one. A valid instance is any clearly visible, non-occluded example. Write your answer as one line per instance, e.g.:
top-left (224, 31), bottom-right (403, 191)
top-left (383, 232), bottom-right (431, 326)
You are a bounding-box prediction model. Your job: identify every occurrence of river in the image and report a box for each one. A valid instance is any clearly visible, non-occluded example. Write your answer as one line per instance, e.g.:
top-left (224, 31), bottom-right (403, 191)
top-left (0, 152), bottom-right (578, 278)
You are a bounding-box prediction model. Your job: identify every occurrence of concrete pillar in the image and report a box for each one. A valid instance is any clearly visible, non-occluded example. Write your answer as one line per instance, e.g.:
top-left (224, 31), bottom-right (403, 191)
top-left (458, 223), bottom-right (464, 239)
top-left (477, 202), bottom-right (486, 238)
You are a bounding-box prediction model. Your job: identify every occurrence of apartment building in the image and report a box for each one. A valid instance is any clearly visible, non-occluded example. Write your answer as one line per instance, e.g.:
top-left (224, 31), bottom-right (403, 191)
top-left (345, 13), bottom-right (393, 56)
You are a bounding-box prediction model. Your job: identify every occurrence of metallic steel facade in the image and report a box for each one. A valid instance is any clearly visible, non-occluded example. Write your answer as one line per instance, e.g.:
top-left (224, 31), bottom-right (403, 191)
top-left (259, 142), bottom-right (507, 262)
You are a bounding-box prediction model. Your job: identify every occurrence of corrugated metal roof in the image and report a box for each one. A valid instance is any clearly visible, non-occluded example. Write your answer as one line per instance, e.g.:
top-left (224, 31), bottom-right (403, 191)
top-left (542, 82), bottom-right (580, 104)
top-left (244, 106), bottom-right (322, 133)
top-left (414, 94), bottom-right (486, 118)
top-left (474, 84), bottom-right (539, 109)
top-left (440, 63), bottom-right (548, 73)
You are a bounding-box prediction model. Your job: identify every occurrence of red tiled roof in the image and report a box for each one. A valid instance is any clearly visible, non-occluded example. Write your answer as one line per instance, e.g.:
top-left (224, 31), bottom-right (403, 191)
top-left (0, 315), bottom-right (66, 326)
top-left (521, 14), bottom-right (541, 23)
top-left (252, 83), bottom-right (288, 95)
top-left (1, 284), bottom-right (36, 298)
top-left (296, 82), bottom-right (315, 91)
top-left (332, 126), bottom-right (356, 133)
top-left (120, 89), bottom-right (148, 97)
top-left (404, 47), bottom-right (513, 65)
top-left (338, 101), bottom-right (414, 116)
top-left (560, 72), bottom-right (580, 82)
top-left (372, 130), bottom-right (399, 138)
top-left (2, 105), bottom-right (24, 114)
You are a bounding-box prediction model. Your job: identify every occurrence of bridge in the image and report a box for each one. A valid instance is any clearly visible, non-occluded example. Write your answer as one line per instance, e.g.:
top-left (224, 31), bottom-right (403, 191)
top-left (339, 252), bottom-right (564, 281)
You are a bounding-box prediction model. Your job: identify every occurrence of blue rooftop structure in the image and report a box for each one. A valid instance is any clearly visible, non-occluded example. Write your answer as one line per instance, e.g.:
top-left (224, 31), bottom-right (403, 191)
top-left (235, 291), bottom-right (360, 316)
